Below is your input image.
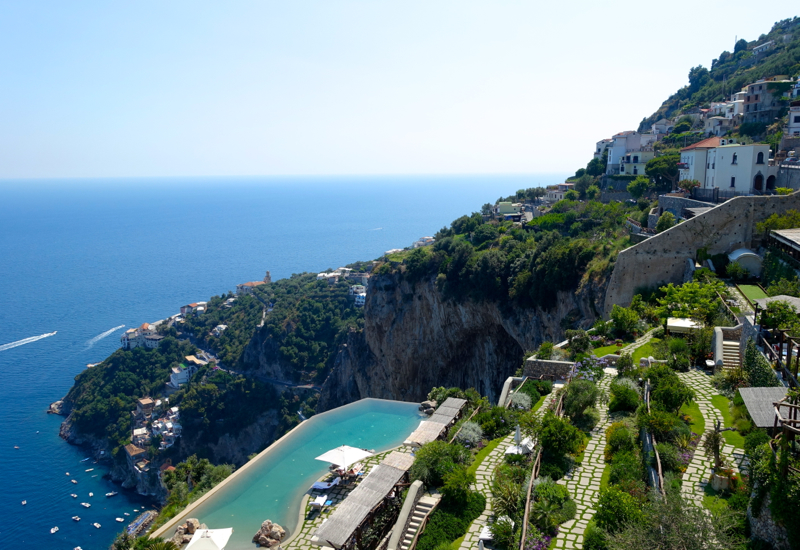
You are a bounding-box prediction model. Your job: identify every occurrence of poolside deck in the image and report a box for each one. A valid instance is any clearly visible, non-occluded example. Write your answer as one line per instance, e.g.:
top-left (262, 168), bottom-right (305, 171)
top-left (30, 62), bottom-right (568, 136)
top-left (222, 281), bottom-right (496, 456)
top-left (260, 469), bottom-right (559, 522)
top-left (284, 446), bottom-right (417, 550)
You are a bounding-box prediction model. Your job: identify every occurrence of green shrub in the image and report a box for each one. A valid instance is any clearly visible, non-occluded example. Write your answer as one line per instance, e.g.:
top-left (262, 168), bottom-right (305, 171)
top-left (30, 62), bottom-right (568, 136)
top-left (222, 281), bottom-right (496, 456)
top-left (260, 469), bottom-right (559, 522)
top-left (595, 487), bottom-right (644, 533)
top-left (474, 406), bottom-right (518, 439)
top-left (538, 454), bottom-right (571, 480)
top-left (409, 441), bottom-right (470, 487)
top-left (539, 411), bottom-right (583, 457)
top-left (563, 379), bottom-right (600, 421)
top-left (441, 465), bottom-right (475, 502)
top-left (639, 410), bottom-right (679, 440)
top-left (416, 491), bottom-right (486, 550)
top-left (575, 407), bottom-right (601, 431)
top-left (609, 451), bottom-right (643, 486)
top-left (609, 380), bottom-right (640, 412)
top-left (488, 516), bottom-right (516, 550)
top-left (655, 442), bottom-right (681, 473)
top-left (651, 380), bottom-right (694, 414)
top-left (744, 430), bottom-right (770, 457)
top-left (605, 423), bottom-right (635, 459)
top-left (583, 521), bottom-right (609, 550)
top-left (529, 379), bottom-right (553, 395)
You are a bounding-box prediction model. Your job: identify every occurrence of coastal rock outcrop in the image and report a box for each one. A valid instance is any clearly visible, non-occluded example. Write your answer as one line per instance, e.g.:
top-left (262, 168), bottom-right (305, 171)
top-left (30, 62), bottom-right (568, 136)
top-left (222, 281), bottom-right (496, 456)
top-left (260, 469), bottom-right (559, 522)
top-left (253, 519), bottom-right (286, 547)
top-left (171, 518), bottom-right (206, 546)
top-left (317, 271), bottom-right (606, 410)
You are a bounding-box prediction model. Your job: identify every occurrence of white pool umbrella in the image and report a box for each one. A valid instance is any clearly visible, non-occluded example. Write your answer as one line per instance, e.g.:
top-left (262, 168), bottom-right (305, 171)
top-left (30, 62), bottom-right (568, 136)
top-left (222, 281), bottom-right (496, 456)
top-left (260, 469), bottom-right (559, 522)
top-left (315, 445), bottom-right (373, 469)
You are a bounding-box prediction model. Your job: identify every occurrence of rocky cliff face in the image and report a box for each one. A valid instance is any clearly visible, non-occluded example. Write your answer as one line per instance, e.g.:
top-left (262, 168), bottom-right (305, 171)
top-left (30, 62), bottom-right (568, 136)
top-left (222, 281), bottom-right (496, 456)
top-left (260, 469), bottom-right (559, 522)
top-left (317, 272), bottom-right (606, 410)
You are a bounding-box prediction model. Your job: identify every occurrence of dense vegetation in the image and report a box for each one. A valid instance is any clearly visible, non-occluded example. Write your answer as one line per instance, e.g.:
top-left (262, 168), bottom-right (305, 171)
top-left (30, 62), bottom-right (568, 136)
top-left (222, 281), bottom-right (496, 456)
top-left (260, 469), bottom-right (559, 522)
top-left (66, 337), bottom-right (196, 454)
top-left (394, 199), bottom-right (636, 310)
top-left (639, 17), bottom-right (800, 130)
top-left (179, 293), bottom-right (263, 367)
top-left (251, 273), bottom-right (364, 383)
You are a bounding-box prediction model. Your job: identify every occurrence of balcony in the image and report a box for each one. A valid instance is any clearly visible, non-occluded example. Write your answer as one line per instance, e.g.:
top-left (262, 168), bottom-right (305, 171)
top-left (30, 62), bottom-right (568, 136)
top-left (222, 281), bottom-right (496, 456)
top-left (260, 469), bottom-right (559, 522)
top-left (677, 163), bottom-right (689, 169)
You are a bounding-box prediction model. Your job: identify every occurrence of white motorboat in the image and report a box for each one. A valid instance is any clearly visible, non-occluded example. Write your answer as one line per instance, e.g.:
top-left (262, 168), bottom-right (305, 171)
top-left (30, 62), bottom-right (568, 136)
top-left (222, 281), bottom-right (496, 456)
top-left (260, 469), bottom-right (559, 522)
top-left (88, 492), bottom-right (93, 497)
top-left (70, 494), bottom-right (77, 498)
top-left (71, 479), bottom-right (78, 484)
top-left (72, 516), bottom-right (80, 522)
top-left (80, 502), bottom-right (91, 508)
top-left (85, 468), bottom-right (94, 472)
top-left (50, 527), bottom-right (59, 534)
top-left (116, 517), bottom-right (124, 522)
top-left (106, 491), bottom-right (118, 497)
top-left (93, 523), bottom-right (101, 529)
top-left (21, 500), bottom-right (26, 505)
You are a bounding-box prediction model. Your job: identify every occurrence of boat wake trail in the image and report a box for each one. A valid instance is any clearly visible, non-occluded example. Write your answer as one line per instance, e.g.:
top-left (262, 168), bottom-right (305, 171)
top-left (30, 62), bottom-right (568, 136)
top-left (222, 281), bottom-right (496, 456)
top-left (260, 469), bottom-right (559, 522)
top-left (368, 227), bottom-right (383, 231)
top-left (0, 332), bottom-right (57, 352)
top-left (84, 325), bottom-right (125, 350)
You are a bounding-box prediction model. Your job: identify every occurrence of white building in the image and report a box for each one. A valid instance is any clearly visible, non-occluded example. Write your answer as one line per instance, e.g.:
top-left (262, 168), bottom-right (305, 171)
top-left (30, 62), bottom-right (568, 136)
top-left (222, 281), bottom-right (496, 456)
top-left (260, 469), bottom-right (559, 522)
top-left (412, 236), bottom-right (436, 248)
top-left (349, 272), bottom-right (370, 285)
top-left (212, 324), bottom-right (228, 337)
top-left (316, 271), bottom-right (341, 284)
top-left (169, 362), bottom-right (199, 389)
top-left (349, 285), bottom-right (366, 295)
top-left (594, 138), bottom-right (614, 159)
top-left (606, 131), bottom-right (658, 175)
top-left (545, 183), bottom-right (575, 201)
top-left (132, 427), bottom-right (150, 447)
top-left (121, 323), bottom-right (164, 350)
top-left (354, 293), bottom-right (366, 307)
top-left (651, 119), bottom-right (674, 135)
top-left (789, 104), bottom-right (800, 137)
top-left (704, 116), bottom-right (735, 137)
top-left (682, 139), bottom-right (777, 193)
top-left (618, 149), bottom-right (655, 176)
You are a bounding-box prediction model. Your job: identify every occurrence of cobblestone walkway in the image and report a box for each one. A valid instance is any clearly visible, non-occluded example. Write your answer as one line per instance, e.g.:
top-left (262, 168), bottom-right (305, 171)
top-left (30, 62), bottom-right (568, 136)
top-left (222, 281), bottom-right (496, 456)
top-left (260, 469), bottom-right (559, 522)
top-left (285, 447), bottom-right (416, 550)
top-left (552, 369), bottom-right (615, 550)
top-left (458, 390), bottom-right (560, 550)
top-left (677, 370), bottom-right (746, 507)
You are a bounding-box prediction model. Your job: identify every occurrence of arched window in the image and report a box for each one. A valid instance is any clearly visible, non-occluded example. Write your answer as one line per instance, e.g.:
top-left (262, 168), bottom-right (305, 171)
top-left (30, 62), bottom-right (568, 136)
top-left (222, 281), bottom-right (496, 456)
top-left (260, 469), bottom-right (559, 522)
top-left (732, 153), bottom-right (738, 165)
top-left (757, 151), bottom-right (765, 164)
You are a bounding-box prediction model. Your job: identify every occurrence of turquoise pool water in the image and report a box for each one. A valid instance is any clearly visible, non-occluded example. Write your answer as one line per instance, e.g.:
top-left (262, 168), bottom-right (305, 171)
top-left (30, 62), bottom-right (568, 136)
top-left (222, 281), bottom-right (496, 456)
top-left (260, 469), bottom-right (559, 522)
top-left (165, 399), bottom-right (422, 549)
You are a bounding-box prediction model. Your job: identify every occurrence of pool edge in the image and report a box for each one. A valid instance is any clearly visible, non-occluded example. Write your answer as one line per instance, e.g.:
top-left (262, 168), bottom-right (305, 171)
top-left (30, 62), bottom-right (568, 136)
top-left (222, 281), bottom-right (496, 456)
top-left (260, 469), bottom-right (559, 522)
top-left (150, 398), bottom-right (416, 540)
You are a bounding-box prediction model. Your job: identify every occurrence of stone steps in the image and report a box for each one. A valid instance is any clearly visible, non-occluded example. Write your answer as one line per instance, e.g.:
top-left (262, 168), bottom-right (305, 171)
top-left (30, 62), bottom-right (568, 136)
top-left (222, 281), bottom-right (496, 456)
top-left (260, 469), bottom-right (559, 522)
top-left (399, 498), bottom-right (436, 550)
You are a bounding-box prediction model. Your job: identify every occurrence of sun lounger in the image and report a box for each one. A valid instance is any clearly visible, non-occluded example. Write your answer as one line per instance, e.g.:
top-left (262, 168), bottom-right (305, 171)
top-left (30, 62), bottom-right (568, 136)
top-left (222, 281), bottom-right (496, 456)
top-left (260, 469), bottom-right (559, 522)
top-left (310, 495), bottom-right (327, 509)
top-left (311, 477), bottom-right (340, 490)
top-left (478, 526), bottom-right (493, 541)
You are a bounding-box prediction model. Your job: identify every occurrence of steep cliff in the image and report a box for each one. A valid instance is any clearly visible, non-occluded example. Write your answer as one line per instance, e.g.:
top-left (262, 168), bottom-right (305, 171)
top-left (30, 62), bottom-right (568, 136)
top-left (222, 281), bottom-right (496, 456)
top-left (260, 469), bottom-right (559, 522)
top-left (317, 272), bottom-right (606, 410)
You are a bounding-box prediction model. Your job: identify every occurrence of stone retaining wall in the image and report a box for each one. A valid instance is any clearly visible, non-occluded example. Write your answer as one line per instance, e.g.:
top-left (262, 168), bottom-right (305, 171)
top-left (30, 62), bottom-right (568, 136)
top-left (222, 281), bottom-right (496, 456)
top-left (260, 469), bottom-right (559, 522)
top-left (604, 192), bottom-right (800, 315)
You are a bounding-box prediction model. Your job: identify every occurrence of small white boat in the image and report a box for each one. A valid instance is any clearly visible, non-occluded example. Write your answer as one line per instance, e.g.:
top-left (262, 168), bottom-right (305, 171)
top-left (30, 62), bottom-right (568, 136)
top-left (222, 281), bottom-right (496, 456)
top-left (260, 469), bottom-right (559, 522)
top-left (133, 508), bottom-right (139, 512)
top-left (65, 472), bottom-right (70, 476)
top-left (85, 468), bottom-right (94, 472)
top-left (14, 445), bottom-right (19, 449)
top-left (116, 517), bottom-right (124, 522)
top-left (81, 457), bottom-right (91, 462)
top-left (75, 547), bottom-right (83, 550)
top-left (70, 494), bottom-right (77, 498)
top-left (50, 526), bottom-right (59, 534)
top-left (88, 492), bottom-right (93, 497)
top-left (106, 491), bottom-right (118, 497)
top-left (80, 502), bottom-right (91, 508)
top-left (93, 522), bottom-right (101, 529)
top-left (72, 516), bottom-right (80, 522)
top-left (21, 500), bottom-right (26, 505)
top-left (71, 480), bottom-right (77, 484)
top-left (124, 512), bottom-right (130, 516)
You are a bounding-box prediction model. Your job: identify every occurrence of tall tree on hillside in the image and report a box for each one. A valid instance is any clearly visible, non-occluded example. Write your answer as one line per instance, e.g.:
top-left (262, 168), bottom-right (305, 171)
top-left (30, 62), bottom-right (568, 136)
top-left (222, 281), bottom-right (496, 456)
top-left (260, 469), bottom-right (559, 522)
top-left (734, 38), bottom-right (748, 53)
top-left (646, 155), bottom-right (680, 192)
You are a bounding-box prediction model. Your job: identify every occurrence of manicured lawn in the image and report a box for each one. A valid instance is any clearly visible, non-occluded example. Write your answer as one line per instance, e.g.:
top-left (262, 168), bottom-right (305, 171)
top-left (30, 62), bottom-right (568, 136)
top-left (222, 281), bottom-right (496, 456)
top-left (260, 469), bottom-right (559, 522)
top-left (574, 433), bottom-right (591, 465)
top-left (593, 343), bottom-right (629, 357)
top-left (680, 400), bottom-right (705, 436)
top-left (703, 484), bottom-right (731, 512)
top-left (738, 284), bottom-right (767, 304)
top-left (531, 394), bottom-right (546, 414)
top-left (711, 395), bottom-right (747, 448)
top-left (632, 338), bottom-right (660, 365)
top-left (467, 436), bottom-right (504, 477)
top-left (599, 463), bottom-right (611, 490)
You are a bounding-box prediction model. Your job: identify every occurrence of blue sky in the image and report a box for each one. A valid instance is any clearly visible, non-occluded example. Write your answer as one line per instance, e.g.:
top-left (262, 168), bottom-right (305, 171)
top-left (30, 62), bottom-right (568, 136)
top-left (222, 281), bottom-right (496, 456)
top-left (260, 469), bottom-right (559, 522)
top-left (0, 1), bottom-right (796, 179)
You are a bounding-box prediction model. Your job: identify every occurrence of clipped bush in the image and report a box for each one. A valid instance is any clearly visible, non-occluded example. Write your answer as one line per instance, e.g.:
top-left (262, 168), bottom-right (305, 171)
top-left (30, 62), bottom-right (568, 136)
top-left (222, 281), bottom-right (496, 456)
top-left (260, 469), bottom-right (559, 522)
top-left (489, 516), bottom-right (516, 550)
top-left (529, 379), bottom-right (553, 395)
top-left (575, 407), bottom-right (601, 431)
top-left (474, 406), bottom-right (517, 439)
top-left (583, 521), bottom-right (609, 550)
top-left (533, 476), bottom-right (570, 506)
top-left (409, 440), bottom-right (470, 487)
top-left (416, 490), bottom-right (486, 550)
top-left (539, 411), bottom-right (583, 457)
top-left (442, 465), bottom-right (475, 502)
top-left (563, 379), bottom-right (600, 421)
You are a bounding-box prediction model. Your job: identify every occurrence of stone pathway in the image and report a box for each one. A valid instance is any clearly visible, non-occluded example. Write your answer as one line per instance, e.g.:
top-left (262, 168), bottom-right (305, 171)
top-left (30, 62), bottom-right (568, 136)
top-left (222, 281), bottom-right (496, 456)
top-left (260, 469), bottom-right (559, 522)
top-left (552, 369), bottom-right (615, 550)
top-left (677, 370), bottom-right (746, 507)
top-left (285, 446), bottom-right (416, 550)
top-left (458, 390), bottom-right (560, 550)
top-left (619, 328), bottom-right (660, 355)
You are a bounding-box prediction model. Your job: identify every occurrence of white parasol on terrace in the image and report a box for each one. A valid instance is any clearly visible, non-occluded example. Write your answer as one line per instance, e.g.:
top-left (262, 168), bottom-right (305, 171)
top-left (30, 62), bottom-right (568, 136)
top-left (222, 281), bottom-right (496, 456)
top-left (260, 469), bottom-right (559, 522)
top-left (185, 528), bottom-right (234, 550)
top-left (315, 445), bottom-right (373, 469)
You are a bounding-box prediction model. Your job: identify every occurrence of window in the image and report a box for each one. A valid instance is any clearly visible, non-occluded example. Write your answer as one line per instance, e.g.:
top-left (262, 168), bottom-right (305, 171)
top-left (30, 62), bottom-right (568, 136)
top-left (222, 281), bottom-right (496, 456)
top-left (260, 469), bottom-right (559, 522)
top-left (633, 167), bottom-right (638, 175)
top-left (732, 153), bottom-right (738, 164)
top-left (731, 177), bottom-right (736, 188)
top-left (757, 152), bottom-right (764, 164)
top-left (755, 94), bottom-right (759, 101)
top-left (793, 116), bottom-right (800, 123)
top-left (633, 155), bottom-right (638, 163)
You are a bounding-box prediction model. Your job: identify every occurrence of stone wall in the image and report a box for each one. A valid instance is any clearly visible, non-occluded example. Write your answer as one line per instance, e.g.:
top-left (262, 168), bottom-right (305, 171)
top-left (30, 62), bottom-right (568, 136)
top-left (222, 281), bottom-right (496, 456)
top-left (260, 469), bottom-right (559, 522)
top-left (648, 207), bottom-right (660, 230)
top-left (604, 192), bottom-right (800, 315)
top-left (776, 163), bottom-right (800, 190)
top-left (657, 195), bottom-right (715, 218)
top-left (600, 190), bottom-right (633, 203)
top-left (523, 358), bottom-right (574, 381)
top-left (748, 491), bottom-right (791, 550)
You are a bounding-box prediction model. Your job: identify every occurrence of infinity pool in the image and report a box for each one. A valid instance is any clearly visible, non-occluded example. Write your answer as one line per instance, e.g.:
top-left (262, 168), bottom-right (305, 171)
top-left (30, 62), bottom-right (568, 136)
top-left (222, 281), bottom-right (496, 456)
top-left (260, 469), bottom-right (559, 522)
top-left (155, 399), bottom-right (422, 549)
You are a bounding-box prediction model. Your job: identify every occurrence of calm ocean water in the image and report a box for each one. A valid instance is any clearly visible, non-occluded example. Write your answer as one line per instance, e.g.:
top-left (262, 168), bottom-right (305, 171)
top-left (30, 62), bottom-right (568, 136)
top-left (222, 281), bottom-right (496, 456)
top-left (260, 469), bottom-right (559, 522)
top-left (0, 174), bottom-right (566, 549)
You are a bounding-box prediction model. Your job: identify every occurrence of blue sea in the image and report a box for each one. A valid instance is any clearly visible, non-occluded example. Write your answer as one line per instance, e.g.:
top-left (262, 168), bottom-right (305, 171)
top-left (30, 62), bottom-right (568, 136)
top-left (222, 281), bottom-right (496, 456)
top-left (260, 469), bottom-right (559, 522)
top-left (0, 174), bottom-right (566, 549)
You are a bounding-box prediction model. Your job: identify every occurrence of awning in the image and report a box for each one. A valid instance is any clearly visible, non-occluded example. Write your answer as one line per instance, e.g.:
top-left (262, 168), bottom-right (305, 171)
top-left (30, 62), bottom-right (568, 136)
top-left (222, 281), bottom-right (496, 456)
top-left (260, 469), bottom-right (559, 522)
top-left (315, 445), bottom-right (373, 469)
